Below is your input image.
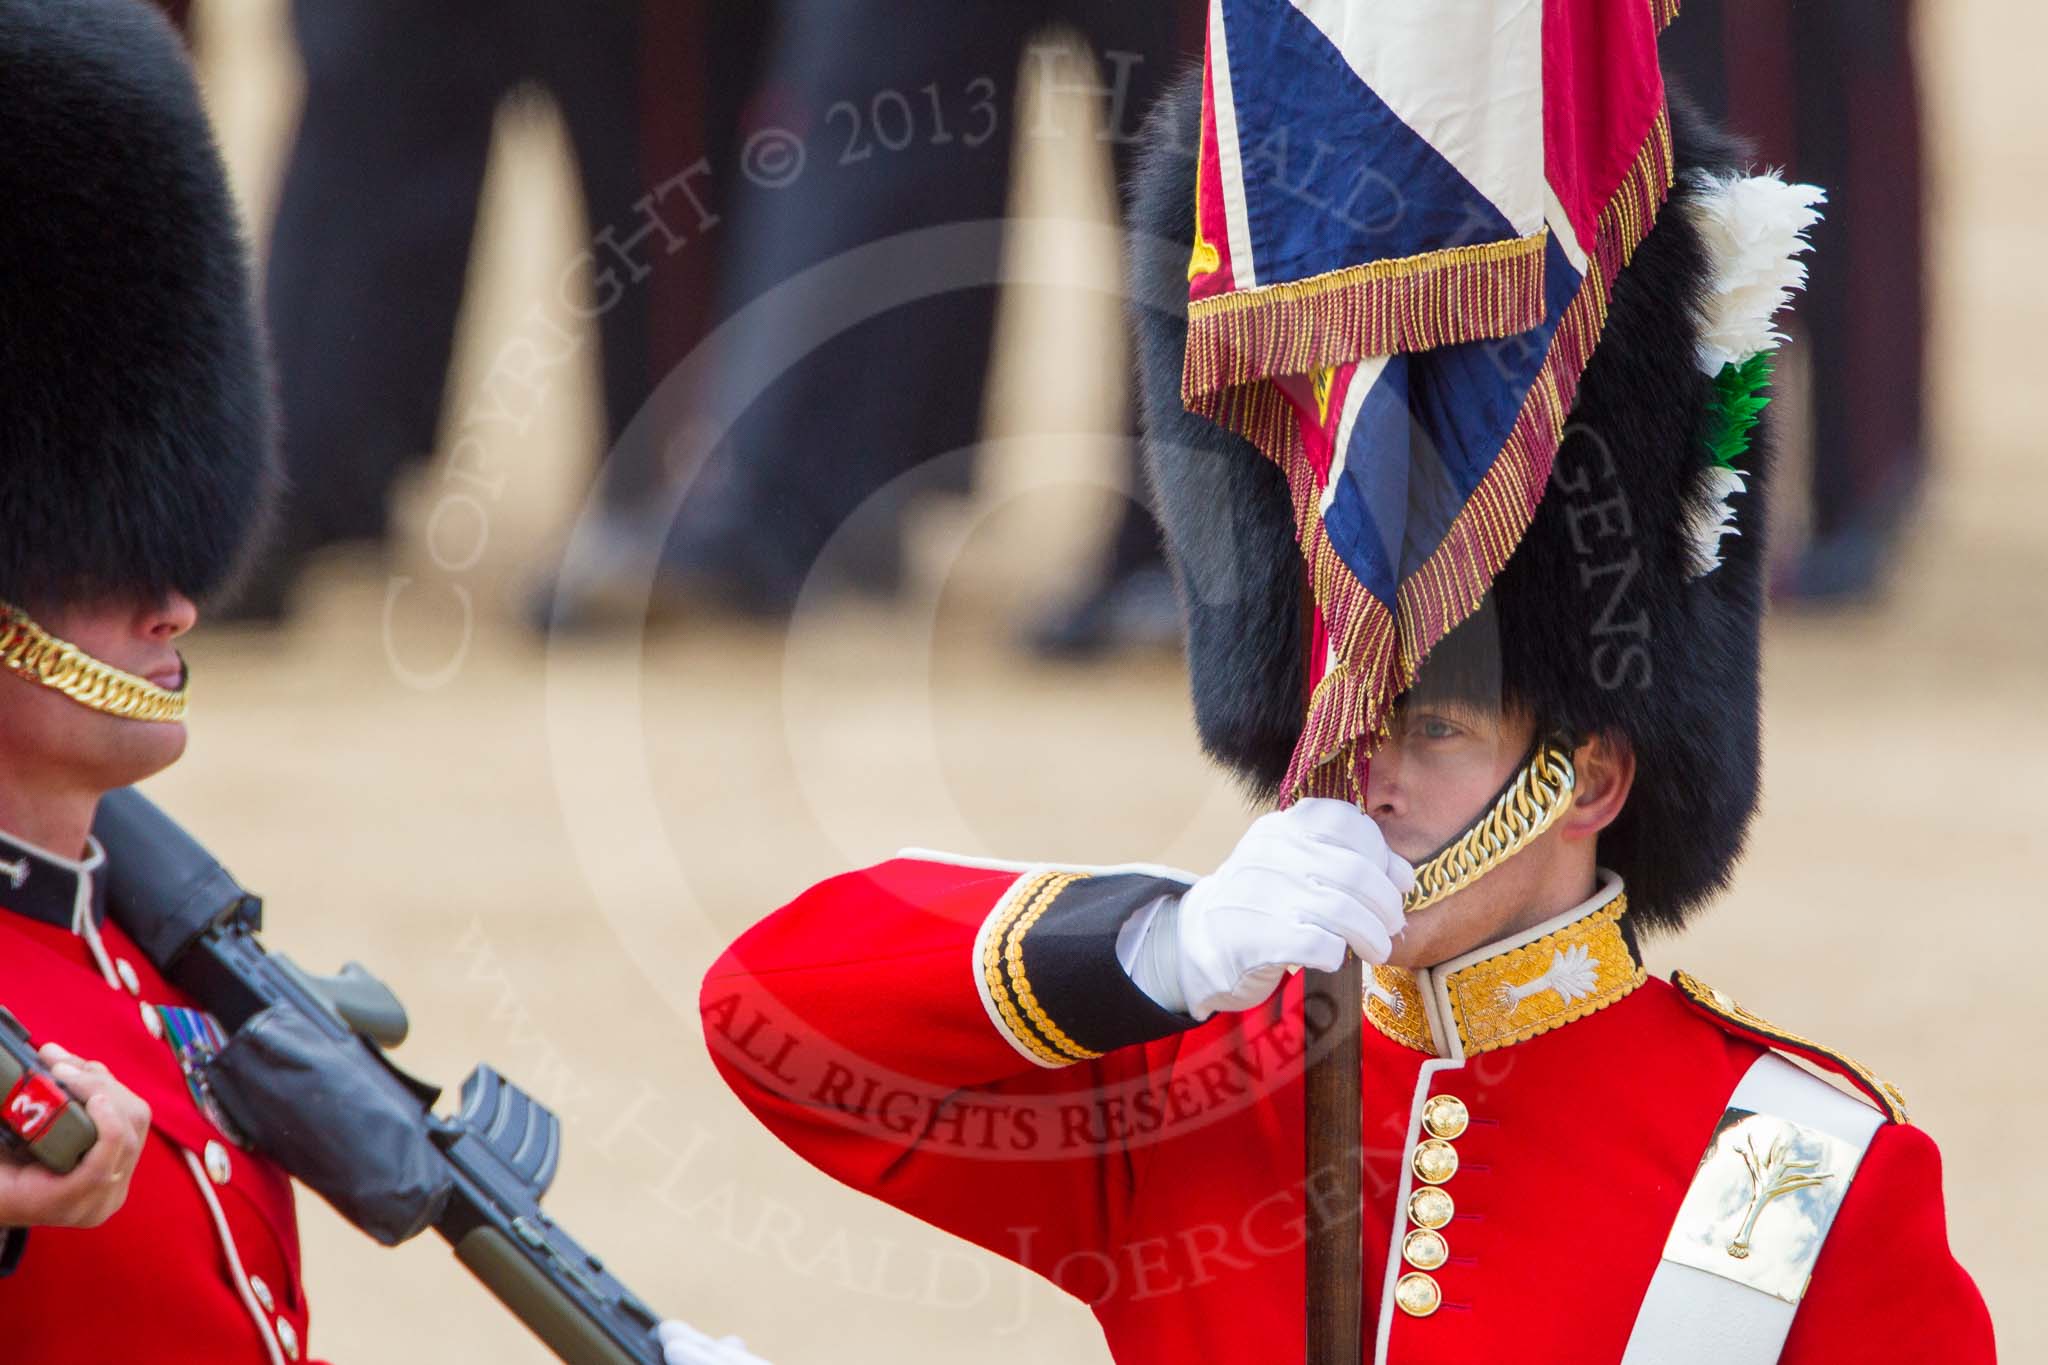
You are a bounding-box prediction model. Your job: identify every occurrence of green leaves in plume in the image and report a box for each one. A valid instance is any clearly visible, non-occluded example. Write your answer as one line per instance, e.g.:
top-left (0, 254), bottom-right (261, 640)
top-left (1704, 351), bottom-right (1774, 470)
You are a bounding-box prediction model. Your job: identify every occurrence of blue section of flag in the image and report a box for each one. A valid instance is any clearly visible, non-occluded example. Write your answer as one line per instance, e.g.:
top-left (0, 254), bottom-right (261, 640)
top-left (1219, 0), bottom-right (1605, 618)
top-left (1322, 236), bottom-right (1589, 604)
top-left (1221, 0), bottom-right (1519, 286)
top-left (1320, 359), bottom-right (1409, 606)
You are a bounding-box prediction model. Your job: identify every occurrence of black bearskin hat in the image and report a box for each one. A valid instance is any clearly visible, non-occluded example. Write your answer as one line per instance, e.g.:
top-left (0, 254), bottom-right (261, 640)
top-left (0, 0), bottom-right (276, 611)
top-left (1132, 72), bottom-right (1765, 932)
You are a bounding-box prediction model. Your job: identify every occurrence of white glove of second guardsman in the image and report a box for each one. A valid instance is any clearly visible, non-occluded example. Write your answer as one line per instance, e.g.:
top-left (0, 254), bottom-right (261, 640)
top-left (660, 1320), bottom-right (771, 1365)
top-left (1122, 799), bottom-right (1414, 1021)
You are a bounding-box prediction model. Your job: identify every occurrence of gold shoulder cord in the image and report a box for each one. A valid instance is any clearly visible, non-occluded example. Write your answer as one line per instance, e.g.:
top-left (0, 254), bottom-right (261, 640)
top-left (1672, 970), bottom-right (1910, 1124)
top-left (0, 605), bottom-right (188, 723)
top-left (1402, 737), bottom-right (1577, 914)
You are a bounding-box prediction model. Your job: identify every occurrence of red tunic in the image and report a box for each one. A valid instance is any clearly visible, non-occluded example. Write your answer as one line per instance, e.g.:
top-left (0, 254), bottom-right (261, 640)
top-left (702, 854), bottom-right (1994, 1364)
top-left (0, 905), bottom-right (318, 1363)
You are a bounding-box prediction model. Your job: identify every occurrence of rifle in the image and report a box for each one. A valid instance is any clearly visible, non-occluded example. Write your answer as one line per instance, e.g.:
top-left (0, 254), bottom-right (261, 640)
top-left (92, 788), bottom-right (667, 1365)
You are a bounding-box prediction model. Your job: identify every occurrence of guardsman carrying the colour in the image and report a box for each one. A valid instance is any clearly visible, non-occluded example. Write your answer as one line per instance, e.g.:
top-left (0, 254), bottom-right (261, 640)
top-left (699, 3), bottom-right (1996, 1361)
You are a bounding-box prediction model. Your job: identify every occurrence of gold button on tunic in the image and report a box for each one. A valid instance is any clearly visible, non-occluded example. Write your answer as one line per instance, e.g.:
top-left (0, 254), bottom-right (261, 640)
top-left (1412, 1137), bottom-right (1459, 1185)
top-left (1408, 1185), bottom-right (1455, 1230)
top-left (1422, 1094), bottom-right (1470, 1140)
top-left (1395, 1271), bottom-right (1442, 1318)
top-left (1403, 1227), bottom-right (1450, 1271)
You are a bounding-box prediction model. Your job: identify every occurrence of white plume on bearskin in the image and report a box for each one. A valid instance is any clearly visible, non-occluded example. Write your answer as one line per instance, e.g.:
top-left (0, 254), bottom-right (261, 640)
top-left (1681, 171), bottom-right (1825, 578)
top-left (1686, 464), bottom-right (1752, 578)
top-left (1686, 170), bottom-right (1827, 374)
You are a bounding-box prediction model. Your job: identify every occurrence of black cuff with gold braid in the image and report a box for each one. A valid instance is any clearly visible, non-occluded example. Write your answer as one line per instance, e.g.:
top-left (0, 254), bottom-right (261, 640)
top-left (976, 871), bottom-right (1195, 1067)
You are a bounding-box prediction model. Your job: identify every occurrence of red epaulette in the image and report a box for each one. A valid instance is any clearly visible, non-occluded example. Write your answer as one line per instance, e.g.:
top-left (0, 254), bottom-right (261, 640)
top-left (1670, 969), bottom-right (1910, 1124)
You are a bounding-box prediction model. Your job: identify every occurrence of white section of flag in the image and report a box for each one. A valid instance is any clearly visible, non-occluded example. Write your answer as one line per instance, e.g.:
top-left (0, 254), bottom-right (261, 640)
top-left (1291, 0), bottom-right (1546, 238)
top-left (1319, 354), bottom-right (1390, 518)
top-left (1210, 0), bottom-right (1260, 288)
top-left (1545, 180), bottom-right (1589, 275)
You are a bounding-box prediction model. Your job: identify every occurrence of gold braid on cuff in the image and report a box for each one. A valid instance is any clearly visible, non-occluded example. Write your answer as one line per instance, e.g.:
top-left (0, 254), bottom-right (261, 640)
top-left (0, 605), bottom-right (188, 723)
top-left (1402, 737), bottom-right (1577, 914)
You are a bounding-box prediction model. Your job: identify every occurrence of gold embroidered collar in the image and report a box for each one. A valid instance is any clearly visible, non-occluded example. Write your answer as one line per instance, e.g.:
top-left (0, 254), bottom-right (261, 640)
top-left (1364, 872), bottom-right (1646, 1057)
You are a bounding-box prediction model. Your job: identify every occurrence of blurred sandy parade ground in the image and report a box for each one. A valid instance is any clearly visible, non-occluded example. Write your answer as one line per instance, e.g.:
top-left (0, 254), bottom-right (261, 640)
top-left (144, 2), bottom-right (2044, 1360)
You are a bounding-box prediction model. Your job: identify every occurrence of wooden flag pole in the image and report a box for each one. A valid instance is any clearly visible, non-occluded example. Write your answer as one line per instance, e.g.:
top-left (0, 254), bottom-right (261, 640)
top-left (1293, 560), bottom-right (1366, 1363)
top-left (1303, 955), bottom-right (1364, 1364)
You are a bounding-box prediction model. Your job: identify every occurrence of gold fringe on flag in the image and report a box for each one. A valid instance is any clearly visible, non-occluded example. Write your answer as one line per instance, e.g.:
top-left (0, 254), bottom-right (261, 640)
top-left (1181, 230), bottom-right (1550, 404)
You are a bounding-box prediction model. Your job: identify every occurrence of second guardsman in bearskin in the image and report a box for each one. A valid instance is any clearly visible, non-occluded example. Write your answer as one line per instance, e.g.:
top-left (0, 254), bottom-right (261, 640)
top-left (702, 3), bottom-right (1994, 1362)
top-left (0, 8), bottom-right (749, 1364)
top-left (0, 1), bottom-right (314, 1360)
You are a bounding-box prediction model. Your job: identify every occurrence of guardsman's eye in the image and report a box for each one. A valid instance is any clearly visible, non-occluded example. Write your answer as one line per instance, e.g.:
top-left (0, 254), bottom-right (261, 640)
top-left (1418, 717), bottom-right (1459, 740)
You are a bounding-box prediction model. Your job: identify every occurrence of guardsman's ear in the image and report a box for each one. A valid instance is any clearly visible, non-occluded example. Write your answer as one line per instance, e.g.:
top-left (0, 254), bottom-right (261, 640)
top-left (1558, 731), bottom-right (1635, 843)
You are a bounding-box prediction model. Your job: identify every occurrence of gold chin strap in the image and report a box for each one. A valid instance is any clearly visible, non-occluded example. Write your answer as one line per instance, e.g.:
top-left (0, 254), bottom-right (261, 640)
top-left (1402, 736), bottom-right (1577, 914)
top-left (0, 604), bottom-right (189, 723)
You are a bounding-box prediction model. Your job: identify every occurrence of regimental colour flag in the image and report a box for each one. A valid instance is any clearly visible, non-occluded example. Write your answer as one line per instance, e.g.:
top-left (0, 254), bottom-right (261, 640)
top-left (1182, 0), bottom-right (1682, 802)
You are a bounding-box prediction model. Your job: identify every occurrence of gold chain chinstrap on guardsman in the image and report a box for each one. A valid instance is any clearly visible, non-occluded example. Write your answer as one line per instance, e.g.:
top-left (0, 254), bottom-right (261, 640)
top-left (0, 605), bottom-right (188, 723)
top-left (1402, 738), bottom-right (1577, 914)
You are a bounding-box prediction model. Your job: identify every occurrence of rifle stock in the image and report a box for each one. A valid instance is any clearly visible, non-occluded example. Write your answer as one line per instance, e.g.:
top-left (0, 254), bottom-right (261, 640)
top-left (455, 1227), bottom-right (645, 1365)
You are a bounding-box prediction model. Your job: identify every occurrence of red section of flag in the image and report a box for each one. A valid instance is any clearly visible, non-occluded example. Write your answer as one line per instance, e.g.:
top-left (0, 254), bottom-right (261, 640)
top-left (1543, 0), bottom-right (1666, 245)
top-left (1190, 43), bottom-right (1237, 302)
top-left (1273, 362), bottom-right (1354, 490)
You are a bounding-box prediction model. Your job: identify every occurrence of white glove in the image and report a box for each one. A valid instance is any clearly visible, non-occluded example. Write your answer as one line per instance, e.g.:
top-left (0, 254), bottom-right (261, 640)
top-left (659, 1320), bottom-right (771, 1365)
top-left (1123, 798), bottom-right (1414, 1020)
